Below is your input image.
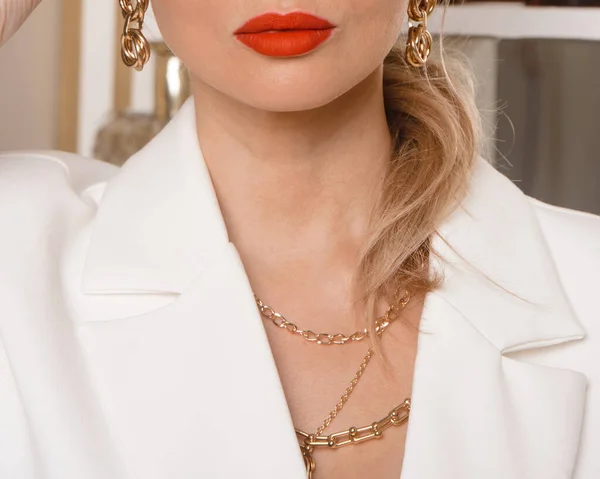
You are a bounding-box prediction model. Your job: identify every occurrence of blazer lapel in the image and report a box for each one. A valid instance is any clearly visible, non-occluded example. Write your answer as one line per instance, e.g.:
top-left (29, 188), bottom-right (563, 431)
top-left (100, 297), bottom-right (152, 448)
top-left (74, 98), bottom-right (306, 478)
top-left (72, 98), bottom-right (587, 479)
top-left (80, 98), bottom-right (229, 296)
top-left (76, 242), bottom-right (307, 479)
top-left (401, 292), bottom-right (587, 479)
top-left (401, 158), bottom-right (587, 479)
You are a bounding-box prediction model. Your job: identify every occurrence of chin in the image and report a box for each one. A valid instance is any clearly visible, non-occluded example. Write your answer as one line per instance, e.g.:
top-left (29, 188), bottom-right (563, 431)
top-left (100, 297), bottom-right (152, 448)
top-left (223, 72), bottom-right (356, 113)
top-left (238, 90), bottom-right (340, 113)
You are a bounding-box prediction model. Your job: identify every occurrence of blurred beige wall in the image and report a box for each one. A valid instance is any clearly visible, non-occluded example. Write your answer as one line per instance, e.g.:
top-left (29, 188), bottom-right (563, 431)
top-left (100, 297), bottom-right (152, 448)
top-left (0, 0), bottom-right (62, 151)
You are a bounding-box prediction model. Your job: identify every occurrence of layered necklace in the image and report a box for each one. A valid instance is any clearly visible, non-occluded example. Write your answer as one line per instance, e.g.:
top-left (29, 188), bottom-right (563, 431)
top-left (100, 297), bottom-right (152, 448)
top-left (254, 288), bottom-right (413, 478)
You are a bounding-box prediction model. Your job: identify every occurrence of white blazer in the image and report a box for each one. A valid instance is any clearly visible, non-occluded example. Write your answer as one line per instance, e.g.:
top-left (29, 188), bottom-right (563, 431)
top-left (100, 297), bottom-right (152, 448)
top-left (0, 98), bottom-right (599, 479)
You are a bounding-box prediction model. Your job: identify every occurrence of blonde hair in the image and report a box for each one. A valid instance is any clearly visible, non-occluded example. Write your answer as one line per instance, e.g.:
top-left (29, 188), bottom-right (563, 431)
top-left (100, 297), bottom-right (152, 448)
top-left (356, 26), bottom-right (481, 341)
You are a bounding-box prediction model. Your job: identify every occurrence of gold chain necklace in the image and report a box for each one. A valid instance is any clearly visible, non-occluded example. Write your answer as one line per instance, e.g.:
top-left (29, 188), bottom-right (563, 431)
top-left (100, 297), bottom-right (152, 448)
top-left (297, 397), bottom-right (411, 478)
top-left (294, 345), bottom-right (411, 478)
top-left (254, 289), bottom-right (411, 346)
top-left (254, 290), bottom-right (413, 478)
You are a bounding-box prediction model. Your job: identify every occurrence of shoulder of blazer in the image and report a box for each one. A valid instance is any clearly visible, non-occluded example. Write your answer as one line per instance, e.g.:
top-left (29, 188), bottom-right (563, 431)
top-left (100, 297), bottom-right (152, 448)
top-left (527, 195), bottom-right (600, 330)
top-left (0, 150), bottom-right (118, 294)
top-left (528, 195), bottom-right (600, 270)
top-left (0, 150), bottom-right (120, 475)
top-left (0, 150), bottom-right (119, 254)
top-left (0, 150), bottom-right (119, 206)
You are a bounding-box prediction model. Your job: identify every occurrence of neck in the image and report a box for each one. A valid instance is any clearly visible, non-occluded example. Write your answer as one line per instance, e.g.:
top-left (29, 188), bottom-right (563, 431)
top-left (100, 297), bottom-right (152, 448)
top-left (191, 65), bottom-right (391, 301)
top-left (193, 66), bottom-right (390, 243)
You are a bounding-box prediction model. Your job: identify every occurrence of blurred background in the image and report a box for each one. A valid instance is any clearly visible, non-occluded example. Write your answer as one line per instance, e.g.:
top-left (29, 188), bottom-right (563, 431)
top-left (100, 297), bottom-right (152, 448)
top-left (0, 1), bottom-right (598, 213)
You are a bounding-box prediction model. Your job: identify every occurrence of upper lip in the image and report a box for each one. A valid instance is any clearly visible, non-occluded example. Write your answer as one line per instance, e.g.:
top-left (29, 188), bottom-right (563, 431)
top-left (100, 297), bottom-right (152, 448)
top-left (234, 11), bottom-right (336, 34)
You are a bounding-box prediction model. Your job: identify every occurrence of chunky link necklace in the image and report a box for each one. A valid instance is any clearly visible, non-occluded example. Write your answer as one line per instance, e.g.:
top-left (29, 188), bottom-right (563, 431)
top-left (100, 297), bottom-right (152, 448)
top-left (296, 398), bottom-right (411, 478)
top-left (295, 347), bottom-right (411, 478)
top-left (254, 289), bottom-right (413, 478)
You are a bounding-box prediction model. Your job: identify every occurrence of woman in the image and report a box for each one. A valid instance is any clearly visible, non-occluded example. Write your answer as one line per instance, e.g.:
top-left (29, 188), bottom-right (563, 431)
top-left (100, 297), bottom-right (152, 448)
top-left (0, 0), bottom-right (598, 478)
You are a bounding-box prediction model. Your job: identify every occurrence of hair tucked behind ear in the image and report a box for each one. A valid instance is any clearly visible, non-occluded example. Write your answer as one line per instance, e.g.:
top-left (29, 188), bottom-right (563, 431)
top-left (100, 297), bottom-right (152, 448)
top-left (356, 32), bottom-right (481, 342)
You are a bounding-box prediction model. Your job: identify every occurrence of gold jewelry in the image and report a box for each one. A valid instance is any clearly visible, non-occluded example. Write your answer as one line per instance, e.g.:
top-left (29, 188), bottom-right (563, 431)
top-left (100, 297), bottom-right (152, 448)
top-left (406, 0), bottom-right (436, 67)
top-left (297, 398), bottom-right (411, 478)
top-left (255, 287), bottom-right (412, 476)
top-left (293, 346), bottom-right (410, 477)
top-left (314, 348), bottom-right (375, 437)
top-left (296, 346), bottom-right (374, 477)
top-left (119, 0), bottom-right (151, 71)
top-left (254, 289), bottom-right (412, 346)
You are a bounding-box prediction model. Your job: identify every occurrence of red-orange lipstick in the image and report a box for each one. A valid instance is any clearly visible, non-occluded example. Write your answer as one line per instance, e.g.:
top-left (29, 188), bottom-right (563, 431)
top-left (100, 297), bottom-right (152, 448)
top-left (234, 11), bottom-right (336, 57)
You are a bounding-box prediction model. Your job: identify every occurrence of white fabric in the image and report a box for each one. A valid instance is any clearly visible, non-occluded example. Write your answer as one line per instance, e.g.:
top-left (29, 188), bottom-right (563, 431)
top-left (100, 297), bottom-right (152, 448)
top-left (0, 98), bottom-right (598, 478)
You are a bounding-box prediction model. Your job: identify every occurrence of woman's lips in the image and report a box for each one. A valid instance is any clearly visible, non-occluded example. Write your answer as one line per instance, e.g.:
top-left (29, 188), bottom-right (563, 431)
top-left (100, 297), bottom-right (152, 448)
top-left (234, 11), bottom-right (336, 34)
top-left (234, 11), bottom-right (336, 57)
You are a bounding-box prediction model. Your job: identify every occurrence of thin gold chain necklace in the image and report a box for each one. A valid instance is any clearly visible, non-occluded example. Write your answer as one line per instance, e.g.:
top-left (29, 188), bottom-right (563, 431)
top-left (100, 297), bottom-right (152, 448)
top-left (254, 290), bottom-right (413, 478)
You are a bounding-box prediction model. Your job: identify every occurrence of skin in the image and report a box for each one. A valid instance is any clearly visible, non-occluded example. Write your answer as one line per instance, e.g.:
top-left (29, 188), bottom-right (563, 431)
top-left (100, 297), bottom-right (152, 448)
top-left (151, 2), bottom-right (425, 477)
top-left (149, 0), bottom-right (418, 334)
top-left (3, 1), bottom-right (426, 477)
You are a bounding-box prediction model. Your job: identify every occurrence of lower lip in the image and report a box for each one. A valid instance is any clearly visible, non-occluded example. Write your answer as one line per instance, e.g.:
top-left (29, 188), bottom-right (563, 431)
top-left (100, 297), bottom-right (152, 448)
top-left (235, 29), bottom-right (334, 57)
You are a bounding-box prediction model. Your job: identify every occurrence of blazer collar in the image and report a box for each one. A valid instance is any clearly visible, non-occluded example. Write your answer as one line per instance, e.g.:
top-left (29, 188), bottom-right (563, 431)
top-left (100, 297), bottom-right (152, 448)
top-left (426, 156), bottom-right (585, 354)
top-left (81, 97), bottom-right (229, 295)
top-left (80, 97), bottom-right (585, 353)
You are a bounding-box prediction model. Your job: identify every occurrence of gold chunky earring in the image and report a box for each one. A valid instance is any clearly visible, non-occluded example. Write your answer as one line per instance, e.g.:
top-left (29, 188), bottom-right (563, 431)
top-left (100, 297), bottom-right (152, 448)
top-left (120, 0), bottom-right (151, 71)
top-left (405, 0), bottom-right (436, 67)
